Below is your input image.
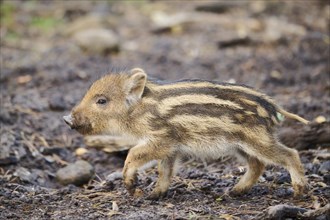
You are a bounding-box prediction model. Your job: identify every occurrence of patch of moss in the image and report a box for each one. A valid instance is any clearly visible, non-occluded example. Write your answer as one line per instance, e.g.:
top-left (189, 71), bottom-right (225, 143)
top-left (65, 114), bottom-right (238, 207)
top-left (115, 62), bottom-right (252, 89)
top-left (30, 16), bottom-right (61, 31)
top-left (4, 30), bottom-right (20, 41)
top-left (0, 2), bottom-right (15, 27)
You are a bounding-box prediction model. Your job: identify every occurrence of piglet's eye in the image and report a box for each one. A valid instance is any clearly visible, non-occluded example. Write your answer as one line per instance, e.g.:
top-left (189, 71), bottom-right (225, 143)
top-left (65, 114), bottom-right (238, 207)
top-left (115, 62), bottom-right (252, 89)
top-left (96, 98), bottom-right (107, 105)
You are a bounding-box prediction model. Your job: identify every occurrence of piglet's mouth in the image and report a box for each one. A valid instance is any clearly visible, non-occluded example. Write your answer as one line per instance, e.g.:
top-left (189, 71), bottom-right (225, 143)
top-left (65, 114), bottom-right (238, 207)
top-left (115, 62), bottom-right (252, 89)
top-left (63, 114), bottom-right (75, 129)
top-left (63, 114), bottom-right (93, 134)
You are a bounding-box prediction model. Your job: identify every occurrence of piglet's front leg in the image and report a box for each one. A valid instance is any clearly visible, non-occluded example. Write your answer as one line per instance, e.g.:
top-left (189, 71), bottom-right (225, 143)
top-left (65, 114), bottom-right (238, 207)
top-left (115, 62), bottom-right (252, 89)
top-left (122, 142), bottom-right (174, 196)
top-left (122, 151), bottom-right (140, 195)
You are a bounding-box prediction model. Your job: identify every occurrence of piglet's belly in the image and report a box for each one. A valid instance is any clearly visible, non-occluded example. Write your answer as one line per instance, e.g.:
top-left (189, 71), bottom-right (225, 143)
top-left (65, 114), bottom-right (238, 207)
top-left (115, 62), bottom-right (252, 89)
top-left (177, 138), bottom-right (245, 160)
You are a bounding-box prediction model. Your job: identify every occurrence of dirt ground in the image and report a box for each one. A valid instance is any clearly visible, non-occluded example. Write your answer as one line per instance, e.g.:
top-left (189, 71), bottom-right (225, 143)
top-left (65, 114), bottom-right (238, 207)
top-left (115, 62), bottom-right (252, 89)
top-left (0, 1), bottom-right (329, 219)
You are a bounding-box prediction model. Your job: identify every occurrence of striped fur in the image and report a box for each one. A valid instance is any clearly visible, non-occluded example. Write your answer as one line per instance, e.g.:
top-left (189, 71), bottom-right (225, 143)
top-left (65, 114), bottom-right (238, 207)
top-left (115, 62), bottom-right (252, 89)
top-left (65, 68), bottom-right (308, 199)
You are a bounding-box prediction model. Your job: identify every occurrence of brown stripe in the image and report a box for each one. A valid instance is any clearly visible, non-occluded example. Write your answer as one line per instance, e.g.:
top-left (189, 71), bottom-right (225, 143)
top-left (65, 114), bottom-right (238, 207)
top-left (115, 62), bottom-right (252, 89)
top-left (153, 79), bottom-right (275, 106)
top-left (152, 85), bottom-right (278, 120)
top-left (168, 115), bottom-right (271, 146)
top-left (162, 103), bottom-right (271, 129)
top-left (157, 94), bottom-right (242, 115)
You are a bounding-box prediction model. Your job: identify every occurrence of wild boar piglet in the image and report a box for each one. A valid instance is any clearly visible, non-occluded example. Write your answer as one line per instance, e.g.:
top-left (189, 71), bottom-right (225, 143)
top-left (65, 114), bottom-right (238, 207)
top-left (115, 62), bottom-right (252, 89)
top-left (64, 68), bottom-right (308, 199)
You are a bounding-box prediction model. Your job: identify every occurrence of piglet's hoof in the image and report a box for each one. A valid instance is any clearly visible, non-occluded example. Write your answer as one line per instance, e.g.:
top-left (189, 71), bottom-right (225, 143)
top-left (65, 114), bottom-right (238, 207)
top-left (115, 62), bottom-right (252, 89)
top-left (126, 187), bottom-right (134, 195)
top-left (146, 190), bottom-right (167, 200)
top-left (125, 183), bottom-right (136, 196)
top-left (293, 183), bottom-right (309, 198)
top-left (228, 187), bottom-right (246, 197)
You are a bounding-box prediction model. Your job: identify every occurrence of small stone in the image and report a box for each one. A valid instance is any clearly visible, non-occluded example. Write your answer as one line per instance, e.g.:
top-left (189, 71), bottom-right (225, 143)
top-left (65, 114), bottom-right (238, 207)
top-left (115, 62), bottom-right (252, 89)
top-left (248, 185), bottom-right (270, 195)
top-left (275, 173), bottom-right (291, 184)
top-left (263, 170), bottom-right (274, 181)
top-left (195, 2), bottom-right (240, 14)
top-left (218, 36), bottom-right (251, 49)
top-left (319, 161), bottom-right (330, 175)
top-left (56, 160), bottom-right (94, 186)
top-left (262, 17), bottom-right (306, 44)
top-left (274, 188), bottom-right (294, 197)
top-left (0, 133), bottom-right (19, 165)
top-left (40, 146), bottom-right (66, 155)
top-left (323, 174), bottom-right (330, 185)
top-left (315, 116), bottom-right (327, 123)
top-left (151, 11), bottom-right (193, 34)
top-left (266, 204), bottom-right (307, 219)
top-left (200, 182), bottom-right (213, 191)
top-left (305, 163), bottom-right (319, 174)
top-left (0, 108), bottom-right (16, 124)
top-left (49, 95), bottom-right (67, 111)
top-left (106, 171), bottom-right (123, 182)
top-left (72, 28), bottom-right (119, 55)
top-left (270, 70), bottom-right (283, 80)
top-left (13, 167), bottom-right (33, 183)
top-left (75, 147), bottom-right (89, 156)
top-left (64, 15), bottom-right (116, 36)
top-left (44, 156), bottom-right (55, 163)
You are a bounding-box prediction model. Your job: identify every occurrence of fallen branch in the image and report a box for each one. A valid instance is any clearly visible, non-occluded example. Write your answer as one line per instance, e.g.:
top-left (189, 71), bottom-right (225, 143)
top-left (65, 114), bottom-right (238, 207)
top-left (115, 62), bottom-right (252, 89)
top-left (261, 204), bottom-right (330, 220)
top-left (278, 122), bottom-right (330, 150)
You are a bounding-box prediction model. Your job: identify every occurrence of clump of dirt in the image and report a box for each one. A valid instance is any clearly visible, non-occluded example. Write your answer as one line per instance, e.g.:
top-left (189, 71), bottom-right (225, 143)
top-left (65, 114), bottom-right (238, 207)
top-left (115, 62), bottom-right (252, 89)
top-left (0, 1), bottom-right (329, 219)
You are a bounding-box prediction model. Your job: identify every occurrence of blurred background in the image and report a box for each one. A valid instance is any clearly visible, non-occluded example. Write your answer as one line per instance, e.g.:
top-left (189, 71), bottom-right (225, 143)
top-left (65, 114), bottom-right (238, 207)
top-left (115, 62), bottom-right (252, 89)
top-left (0, 0), bottom-right (329, 219)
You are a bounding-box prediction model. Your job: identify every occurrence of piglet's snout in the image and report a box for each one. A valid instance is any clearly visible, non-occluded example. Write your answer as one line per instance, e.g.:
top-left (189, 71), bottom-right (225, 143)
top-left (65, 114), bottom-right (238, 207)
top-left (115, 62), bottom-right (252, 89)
top-left (63, 114), bottom-right (74, 129)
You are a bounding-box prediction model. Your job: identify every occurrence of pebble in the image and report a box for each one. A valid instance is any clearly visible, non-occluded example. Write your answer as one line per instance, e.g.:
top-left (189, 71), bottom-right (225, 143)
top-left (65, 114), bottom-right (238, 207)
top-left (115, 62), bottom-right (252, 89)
top-left (40, 146), bottom-right (66, 155)
top-left (13, 167), bottom-right (34, 183)
top-left (56, 160), bottom-right (94, 186)
top-left (218, 36), bottom-right (251, 49)
top-left (200, 182), bottom-right (213, 191)
top-left (274, 188), bottom-right (294, 197)
top-left (0, 145), bottom-right (14, 165)
top-left (319, 161), bottom-right (330, 175)
top-left (266, 204), bottom-right (307, 219)
top-left (0, 133), bottom-right (19, 165)
top-left (314, 115), bottom-right (326, 123)
top-left (151, 11), bottom-right (192, 34)
top-left (274, 173), bottom-right (291, 184)
top-left (49, 95), bottom-right (67, 111)
top-left (75, 148), bottom-right (89, 156)
top-left (265, 175), bottom-right (274, 182)
top-left (248, 185), bottom-right (269, 195)
top-left (64, 15), bottom-right (115, 36)
top-left (305, 163), bottom-right (319, 174)
top-left (72, 28), bottom-right (119, 55)
top-left (195, 2), bottom-right (240, 14)
top-left (0, 108), bottom-right (16, 125)
top-left (57, 184), bottom-right (79, 195)
top-left (323, 174), bottom-right (330, 185)
top-left (263, 170), bottom-right (274, 181)
top-left (262, 17), bottom-right (306, 43)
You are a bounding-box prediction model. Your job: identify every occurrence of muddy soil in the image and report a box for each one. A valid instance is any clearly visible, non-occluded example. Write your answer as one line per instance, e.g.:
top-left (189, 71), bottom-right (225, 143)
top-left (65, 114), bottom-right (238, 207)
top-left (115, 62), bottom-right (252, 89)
top-left (0, 1), bottom-right (329, 219)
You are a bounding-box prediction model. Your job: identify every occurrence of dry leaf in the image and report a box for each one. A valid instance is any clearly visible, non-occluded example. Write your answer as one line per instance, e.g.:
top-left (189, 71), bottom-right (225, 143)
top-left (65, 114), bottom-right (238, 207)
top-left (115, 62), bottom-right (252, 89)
top-left (17, 75), bottom-right (32, 84)
top-left (219, 213), bottom-right (240, 220)
top-left (112, 201), bottom-right (119, 212)
top-left (108, 201), bottom-right (121, 217)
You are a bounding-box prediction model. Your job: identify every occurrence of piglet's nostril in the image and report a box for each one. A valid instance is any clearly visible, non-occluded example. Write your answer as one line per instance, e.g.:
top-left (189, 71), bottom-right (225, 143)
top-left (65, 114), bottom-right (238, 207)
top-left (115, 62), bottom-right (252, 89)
top-left (63, 114), bottom-right (74, 128)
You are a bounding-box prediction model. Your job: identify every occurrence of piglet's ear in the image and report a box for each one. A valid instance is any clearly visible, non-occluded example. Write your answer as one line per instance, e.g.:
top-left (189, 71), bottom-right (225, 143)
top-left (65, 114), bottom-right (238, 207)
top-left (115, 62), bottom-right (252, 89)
top-left (125, 68), bottom-right (147, 105)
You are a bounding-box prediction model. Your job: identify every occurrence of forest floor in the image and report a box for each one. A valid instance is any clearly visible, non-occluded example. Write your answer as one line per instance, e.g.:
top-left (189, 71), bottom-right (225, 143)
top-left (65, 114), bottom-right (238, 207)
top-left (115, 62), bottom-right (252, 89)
top-left (1, 1), bottom-right (329, 219)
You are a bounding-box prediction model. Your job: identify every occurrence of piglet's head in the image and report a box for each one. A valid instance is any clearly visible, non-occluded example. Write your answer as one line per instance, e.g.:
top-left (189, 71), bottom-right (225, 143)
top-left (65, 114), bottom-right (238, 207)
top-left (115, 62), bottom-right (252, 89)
top-left (63, 68), bottom-right (147, 135)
